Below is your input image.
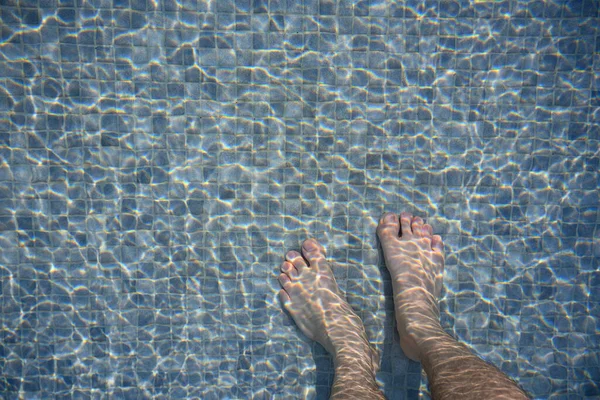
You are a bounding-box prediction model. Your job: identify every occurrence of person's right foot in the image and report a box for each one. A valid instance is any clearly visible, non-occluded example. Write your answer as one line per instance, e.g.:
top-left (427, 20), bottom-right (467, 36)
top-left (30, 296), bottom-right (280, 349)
top-left (377, 211), bottom-right (445, 361)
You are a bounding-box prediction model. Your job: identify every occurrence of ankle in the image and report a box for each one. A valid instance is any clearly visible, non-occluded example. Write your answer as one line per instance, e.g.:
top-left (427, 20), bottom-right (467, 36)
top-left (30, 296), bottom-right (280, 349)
top-left (331, 353), bottom-right (385, 399)
top-left (401, 320), bottom-right (448, 354)
top-left (411, 325), bottom-right (455, 360)
top-left (332, 335), bottom-right (377, 373)
top-left (334, 350), bottom-right (379, 382)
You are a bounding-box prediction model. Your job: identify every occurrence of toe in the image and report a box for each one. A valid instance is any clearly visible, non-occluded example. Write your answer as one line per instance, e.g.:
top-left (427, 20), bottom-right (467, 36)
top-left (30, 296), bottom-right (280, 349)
top-left (411, 216), bottom-right (424, 236)
top-left (278, 273), bottom-right (292, 289)
top-left (399, 212), bottom-right (413, 238)
top-left (280, 261), bottom-right (298, 278)
top-left (432, 234), bottom-right (444, 253)
top-left (377, 212), bottom-right (400, 240)
top-left (278, 288), bottom-right (291, 307)
top-left (423, 224), bottom-right (433, 239)
top-left (286, 250), bottom-right (308, 270)
top-left (302, 238), bottom-right (325, 253)
top-left (302, 238), bottom-right (327, 269)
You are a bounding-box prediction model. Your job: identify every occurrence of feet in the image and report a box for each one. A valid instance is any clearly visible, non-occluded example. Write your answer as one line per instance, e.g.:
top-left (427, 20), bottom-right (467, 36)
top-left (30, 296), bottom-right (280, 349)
top-left (278, 211), bottom-right (444, 365)
top-left (278, 239), bottom-right (379, 372)
top-left (377, 212), bottom-right (445, 361)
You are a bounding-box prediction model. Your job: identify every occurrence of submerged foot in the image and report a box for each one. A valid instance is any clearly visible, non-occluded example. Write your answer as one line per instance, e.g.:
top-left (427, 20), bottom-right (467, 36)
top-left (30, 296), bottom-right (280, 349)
top-left (278, 239), bottom-right (379, 372)
top-left (377, 212), bottom-right (445, 361)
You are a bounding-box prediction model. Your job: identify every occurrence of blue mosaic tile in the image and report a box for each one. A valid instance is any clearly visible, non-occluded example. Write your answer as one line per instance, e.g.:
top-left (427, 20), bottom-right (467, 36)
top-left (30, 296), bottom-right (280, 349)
top-left (0, 0), bottom-right (599, 398)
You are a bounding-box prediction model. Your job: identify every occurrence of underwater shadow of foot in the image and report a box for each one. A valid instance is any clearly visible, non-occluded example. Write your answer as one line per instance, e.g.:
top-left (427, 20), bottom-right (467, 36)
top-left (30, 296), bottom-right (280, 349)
top-left (312, 343), bottom-right (334, 399)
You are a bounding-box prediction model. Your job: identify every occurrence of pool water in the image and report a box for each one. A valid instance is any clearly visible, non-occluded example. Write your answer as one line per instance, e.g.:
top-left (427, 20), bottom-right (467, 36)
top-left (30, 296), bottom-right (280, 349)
top-left (0, 0), bottom-right (598, 398)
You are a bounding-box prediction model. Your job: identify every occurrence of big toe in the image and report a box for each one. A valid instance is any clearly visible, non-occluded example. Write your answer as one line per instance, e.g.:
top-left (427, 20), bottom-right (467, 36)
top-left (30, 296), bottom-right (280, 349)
top-left (286, 250), bottom-right (308, 271)
top-left (377, 212), bottom-right (400, 240)
top-left (301, 238), bottom-right (327, 268)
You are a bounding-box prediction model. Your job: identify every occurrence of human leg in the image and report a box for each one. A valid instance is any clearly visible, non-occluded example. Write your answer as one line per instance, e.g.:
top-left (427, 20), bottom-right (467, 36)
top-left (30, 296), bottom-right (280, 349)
top-left (278, 239), bottom-right (385, 399)
top-left (377, 212), bottom-right (530, 400)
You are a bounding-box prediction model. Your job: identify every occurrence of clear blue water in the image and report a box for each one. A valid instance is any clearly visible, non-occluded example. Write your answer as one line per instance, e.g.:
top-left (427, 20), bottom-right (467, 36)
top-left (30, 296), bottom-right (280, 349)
top-left (0, 0), bottom-right (599, 398)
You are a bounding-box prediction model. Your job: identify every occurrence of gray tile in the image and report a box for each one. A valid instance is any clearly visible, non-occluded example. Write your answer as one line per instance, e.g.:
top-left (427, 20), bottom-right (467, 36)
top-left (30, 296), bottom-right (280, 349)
top-left (0, 1), bottom-right (599, 398)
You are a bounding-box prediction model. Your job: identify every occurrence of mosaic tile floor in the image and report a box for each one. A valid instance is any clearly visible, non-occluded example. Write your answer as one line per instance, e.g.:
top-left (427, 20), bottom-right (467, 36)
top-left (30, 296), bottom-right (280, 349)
top-left (0, 0), bottom-right (599, 398)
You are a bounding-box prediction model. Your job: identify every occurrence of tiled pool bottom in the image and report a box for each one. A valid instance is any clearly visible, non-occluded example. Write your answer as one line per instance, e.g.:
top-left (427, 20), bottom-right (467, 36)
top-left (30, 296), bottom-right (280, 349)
top-left (1, 0), bottom-right (600, 398)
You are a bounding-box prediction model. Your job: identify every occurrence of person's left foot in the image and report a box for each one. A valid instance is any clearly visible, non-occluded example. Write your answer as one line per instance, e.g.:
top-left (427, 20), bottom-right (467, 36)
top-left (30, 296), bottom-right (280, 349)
top-left (278, 238), bottom-right (379, 370)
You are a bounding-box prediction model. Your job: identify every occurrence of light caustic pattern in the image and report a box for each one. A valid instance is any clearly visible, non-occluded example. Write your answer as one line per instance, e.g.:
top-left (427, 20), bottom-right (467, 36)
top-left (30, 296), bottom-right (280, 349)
top-left (0, 0), bottom-right (599, 398)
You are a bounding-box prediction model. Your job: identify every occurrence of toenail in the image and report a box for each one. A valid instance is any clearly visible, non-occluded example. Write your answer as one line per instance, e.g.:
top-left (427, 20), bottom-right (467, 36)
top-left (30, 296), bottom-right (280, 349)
top-left (303, 239), bottom-right (318, 251)
top-left (384, 213), bottom-right (396, 223)
top-left (286, 250), bottom-right (299, 258)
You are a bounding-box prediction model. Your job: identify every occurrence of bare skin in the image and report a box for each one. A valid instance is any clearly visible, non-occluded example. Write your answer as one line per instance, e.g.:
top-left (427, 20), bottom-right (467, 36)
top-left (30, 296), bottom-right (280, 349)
top-left (278, 239), bottom-right (385, 399)
top-left (376, 211), bottom-right (445, 362)
top-left (377, 211), bottom-right (530, 400)
top-left (279, 212), bottom-right (530, 400)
